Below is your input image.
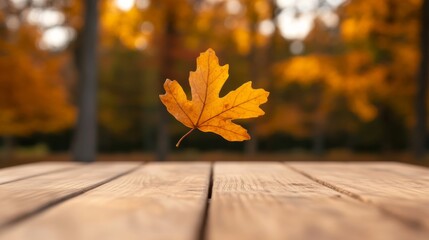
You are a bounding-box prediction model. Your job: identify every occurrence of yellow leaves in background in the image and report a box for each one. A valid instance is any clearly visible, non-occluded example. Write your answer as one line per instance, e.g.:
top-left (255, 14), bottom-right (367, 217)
top-left (277, 55), bottom-right (344, 90)
top-left (101, 1), bottom-right (153, 49)
top-left (258, 104), bottom-right (309, 138)
top-left (160, 49), bottom-right (269, 146)
top-left (233, 28), bottom-right (251, 54)
top-left (253, 0), bottom-right (271, 19)
top-left (0, 41), bottom-right (75, 136)
top-left (341, 18), bottom-right (373, 41)
top-left (350, 98), bottom-right (377, 122)
top-left (393, 45), bottom-right (419, 74)
top-left (99, 0), bottom-right (276, 55)
top-left (277, 56), bottom-right (329, 84)
top-left (275, 52), bottom-right (382, 122)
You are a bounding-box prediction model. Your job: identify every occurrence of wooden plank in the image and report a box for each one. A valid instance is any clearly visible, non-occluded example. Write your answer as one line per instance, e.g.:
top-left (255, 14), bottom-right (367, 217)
top-left (0, 162), bottom-right (139, 229)
top-left (0, 162), bottom-right (78, 185)
top-left (0, 162), bottom-right (211, 240)
top-left (207, 162), bottom-right (428, 240)
top-left (288, 162), bottom-right (429, 231)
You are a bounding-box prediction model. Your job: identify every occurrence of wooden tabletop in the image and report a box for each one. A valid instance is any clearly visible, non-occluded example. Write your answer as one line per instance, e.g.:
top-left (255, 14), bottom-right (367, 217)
top-left (0, 161), bottom-right (428, 240)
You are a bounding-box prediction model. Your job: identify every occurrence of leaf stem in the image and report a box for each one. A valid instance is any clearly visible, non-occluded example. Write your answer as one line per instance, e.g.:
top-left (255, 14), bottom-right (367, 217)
top-left (176, 128), bottom-right (195, 147)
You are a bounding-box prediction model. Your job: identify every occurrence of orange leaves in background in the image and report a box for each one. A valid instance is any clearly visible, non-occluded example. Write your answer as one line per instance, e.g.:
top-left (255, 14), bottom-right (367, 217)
top-left (160, 49), bottom-right (269, 146)
top-left (0, 40), bottom-right (75, 136)
top-left (275, 52), bottom-right (379, 123)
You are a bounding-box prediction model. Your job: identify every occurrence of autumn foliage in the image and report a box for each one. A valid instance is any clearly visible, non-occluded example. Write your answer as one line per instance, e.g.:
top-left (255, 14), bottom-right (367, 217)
top-left (0, 34), bottom-right (75, 138)
top-left (1, 0), bottom-right (427, 154)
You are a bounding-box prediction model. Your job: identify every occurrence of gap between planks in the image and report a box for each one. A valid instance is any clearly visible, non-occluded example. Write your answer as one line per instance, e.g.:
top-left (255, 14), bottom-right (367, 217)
top-left (285, 162), bottom-right (426, 231)
top-left (0, 162), bottom-right (79, 185)
top-left (198, 162), bottom-right (214, 240)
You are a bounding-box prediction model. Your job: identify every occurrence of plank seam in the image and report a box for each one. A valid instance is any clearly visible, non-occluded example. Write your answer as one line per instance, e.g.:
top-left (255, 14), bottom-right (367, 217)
top-left (0, 163), bottom-right (142, 231)
top-left (0, 166), bottom-right (78, 185)
top-left (285, 163), bottom-right (426, 231)
top-left (198, 162), bottom-right (213, 240)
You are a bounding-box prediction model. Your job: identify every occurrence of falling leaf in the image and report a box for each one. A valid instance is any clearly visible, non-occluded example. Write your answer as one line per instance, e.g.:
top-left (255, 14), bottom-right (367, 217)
top-left (160, 48), bottom-right (269, 147)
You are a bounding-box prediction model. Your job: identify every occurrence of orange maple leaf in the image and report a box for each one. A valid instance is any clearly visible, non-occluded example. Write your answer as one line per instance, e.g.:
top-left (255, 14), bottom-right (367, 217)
top-left (160, 48), bottom-right (269, 147)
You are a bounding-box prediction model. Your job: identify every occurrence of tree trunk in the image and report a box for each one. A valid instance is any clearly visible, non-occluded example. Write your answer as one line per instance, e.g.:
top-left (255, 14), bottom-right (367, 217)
top-left (244, 125), bottom-right (258, 156)
top-left (156, 108), bottom-right (170, 161)
top-left (244, 2), bottom-right (276, 155)
top-left (245, 35), bottom-right (272, 155)
top-left (2, 136), bottom-right (14, 162)
top-left (379, 105), bottom-right (394, 152)
top-left (245, 47), bottom-right (261, 156)
top-left (312, 88), bottom-right (327, 155)
top-left (245, 45), bottom-right (268, 155)
top-left (156, 8), bottom-right (177, 161)
top-left (414, 0), bottom-right (429, 158)
top-left (312, 120), bottom-right (325, 155)
top-left (72, 0), bottom-right (99, 162)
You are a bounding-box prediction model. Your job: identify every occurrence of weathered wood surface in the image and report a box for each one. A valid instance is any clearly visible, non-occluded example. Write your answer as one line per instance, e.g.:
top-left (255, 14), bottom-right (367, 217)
top-left (207, 162), bottom-right (428, 240)
top-left (0, 162), bottom-right (211, 240)
top-left (288, 162), bottom-right (429, 231)
top-left (0, 161), bottom-right (427, 240)
top-left (0, 162), bottom-right (139, 228)
top-left (0, 162), bottom-right (78, 185)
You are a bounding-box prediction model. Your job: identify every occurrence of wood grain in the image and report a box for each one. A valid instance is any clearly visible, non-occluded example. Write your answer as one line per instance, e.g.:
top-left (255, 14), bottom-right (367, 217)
top-left (0, 162), bottom-right (139, 229)
top-left (0, 162), bottom-right (78, 185)
top-left (288, 162), bottom-right (429, 231)
top-left (0, 162), bottom-right (211, 240)
top-left (207, 162), bottom-right (428, 240)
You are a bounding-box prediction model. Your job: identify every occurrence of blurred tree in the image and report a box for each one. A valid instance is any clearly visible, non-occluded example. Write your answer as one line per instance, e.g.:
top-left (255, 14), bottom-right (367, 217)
top-left (244, 0), bottom-right (276, 155)
top-left (341, 0), bottom-right (421, 151)
top-left (271, 0), bottom-right (422, 153)
top-left (98, 46), bottom-right (147, 151)
top-left (414, 0), bottom-right (429, 158)
top-left (0, 30), bottom-right (75, 160)
top-left (277, 52), bottom-right (384, 151)
top-left (99, 0), bottom-right (195, 158)
top-left (0, 1), bottom-right (77, 160)
top-left (99, 1), bottom-right (155, 152)
top-left (156, 0), bottom-right (177, 161)
top-left (72, 0), bottom-right (99, 162)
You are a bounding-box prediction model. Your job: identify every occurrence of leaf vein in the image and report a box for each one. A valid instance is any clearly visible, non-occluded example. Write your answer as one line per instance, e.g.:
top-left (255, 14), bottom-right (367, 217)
top-left (199, 94), bottom-right (265, 126)
top-left (166, 82), bottom-right (195, 127)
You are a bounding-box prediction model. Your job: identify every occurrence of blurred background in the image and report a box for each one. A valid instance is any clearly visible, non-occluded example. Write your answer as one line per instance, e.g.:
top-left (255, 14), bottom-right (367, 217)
top-left (1, 0), bottom-right (428, 166)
